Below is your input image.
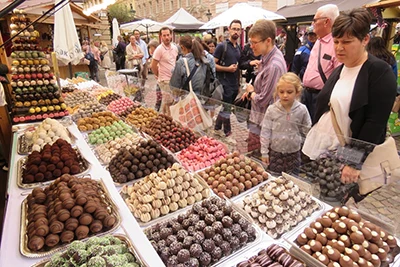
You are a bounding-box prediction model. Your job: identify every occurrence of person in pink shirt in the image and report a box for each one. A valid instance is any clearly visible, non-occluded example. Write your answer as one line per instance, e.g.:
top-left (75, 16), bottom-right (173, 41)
top-left (302, 4), bottom-right (341, 119)
top-left (151, 27), bottom-right (178, 116)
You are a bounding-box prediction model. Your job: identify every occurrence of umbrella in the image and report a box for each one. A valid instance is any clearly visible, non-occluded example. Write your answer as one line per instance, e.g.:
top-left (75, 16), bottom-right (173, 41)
top-left (112, 18), bottom-right (121, 47)
top-left (53, 0), bottom-right (84, 65)
top-left (163, 8), bottom-right (204, 30)
top-left (120, 19), bottom-right (172, 35)
top-left (200, 3), bottom-right (286, 29)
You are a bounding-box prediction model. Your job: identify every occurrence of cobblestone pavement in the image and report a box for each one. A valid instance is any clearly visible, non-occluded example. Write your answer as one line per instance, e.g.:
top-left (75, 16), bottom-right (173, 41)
top-left (97, 66), bottom-right (251, 154)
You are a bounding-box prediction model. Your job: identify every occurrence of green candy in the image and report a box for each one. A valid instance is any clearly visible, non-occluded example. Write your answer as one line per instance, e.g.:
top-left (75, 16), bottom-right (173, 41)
top-left (87, 256), bottom-right (106, 267)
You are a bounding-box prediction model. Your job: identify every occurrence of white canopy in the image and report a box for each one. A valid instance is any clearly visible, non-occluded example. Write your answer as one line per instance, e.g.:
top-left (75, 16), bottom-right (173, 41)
top-left (163, 8), bottom-right (204, 30)
top-left (120, 19), bottom-right (172, 33)
top-left (53, 0), bottom-right (84, 65)
top-left (200, 3), bottom-right (286, 29)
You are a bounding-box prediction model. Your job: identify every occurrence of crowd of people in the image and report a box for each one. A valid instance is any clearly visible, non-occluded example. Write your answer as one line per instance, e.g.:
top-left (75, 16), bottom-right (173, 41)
top-left (79, 5), bottom-right (399, 200)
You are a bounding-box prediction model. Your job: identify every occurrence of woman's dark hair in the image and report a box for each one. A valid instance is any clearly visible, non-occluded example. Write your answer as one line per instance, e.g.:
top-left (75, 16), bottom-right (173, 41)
top-left (180, 35), bottom-right (204, 61)
top-left (206, 39), bottom-right (217, 47)
top-left (367, 37), bottom-right (396, 66)
top-left (332, 8), bottom-right (372, 41)
top-left (194, 36), bottom-right (209, 52)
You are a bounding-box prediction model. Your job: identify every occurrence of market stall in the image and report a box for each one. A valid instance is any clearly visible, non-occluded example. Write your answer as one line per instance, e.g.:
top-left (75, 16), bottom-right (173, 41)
top-left (0, 72), bottom-right (400, 266)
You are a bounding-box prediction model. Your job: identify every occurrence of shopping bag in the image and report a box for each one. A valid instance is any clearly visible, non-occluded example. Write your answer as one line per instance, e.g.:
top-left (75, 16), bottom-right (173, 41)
top-left (170, 90), bottom-right (213, 131)
top-left (170, 58), bottom-right (212, 131)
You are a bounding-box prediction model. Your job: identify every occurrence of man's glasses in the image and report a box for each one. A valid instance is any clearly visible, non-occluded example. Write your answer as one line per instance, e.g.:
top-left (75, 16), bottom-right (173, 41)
top-left (312, 17), bottom-right (327, 23)
top-left (249, 39), bottom-right (265, 46)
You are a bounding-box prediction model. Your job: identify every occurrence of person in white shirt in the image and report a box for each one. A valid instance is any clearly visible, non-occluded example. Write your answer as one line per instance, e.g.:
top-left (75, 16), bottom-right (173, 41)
top-left (133, 30), bottom-right (149, 86)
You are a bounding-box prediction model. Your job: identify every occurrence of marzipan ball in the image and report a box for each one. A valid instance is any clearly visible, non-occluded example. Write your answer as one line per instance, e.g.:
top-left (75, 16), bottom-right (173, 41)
top-left (323, 228), bottom-right (338, 240)
top-left (350, 231), bottom-right (365, 244)
top-left (315, 233), bottom-right (327, 245)
top-left (344, 248), bottom-right (359, 262)
top-left (317, 254), bottom-right (329, 265)
top-left (326, 248), bottom-right (340, 261)
top-left (296, 233), bottom-right (308, 245)
top-left (308, 240), bottom-right (322, 252)
top-left (339, 255), bottom-right (354, 267)
top-left (304, 227), bottom-right (317, 239)
top-left (370, 254), bottom-right (381, 267)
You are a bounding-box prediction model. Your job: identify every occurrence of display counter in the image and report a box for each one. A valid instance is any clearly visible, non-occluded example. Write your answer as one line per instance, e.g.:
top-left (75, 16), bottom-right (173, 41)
top-left (1, 80), bottom-right (400, 267)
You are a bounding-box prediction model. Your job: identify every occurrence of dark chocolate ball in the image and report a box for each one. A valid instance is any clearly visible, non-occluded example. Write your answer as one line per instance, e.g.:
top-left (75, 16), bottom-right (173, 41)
top-left (189, 243), bottom-right (203, 258)
top-left (211, 246), bottom-right (223, 260)
top-left (213, 234), bottom-right (224, 246)
top-left (203, 226), bottom-right (215, 239)
top-left (166, 255), bottom-right (178, 266)
top-left (166, 235), bottom-right (178, 246)
top-left (212, 221), bottom-right (224, 234)
top-left (220, 241), bottom-right (232, 256)
top-left (182, 236), bottom-right (194, 249)
top-left (171, 222), bottom-right (183, 234)
top-left (214, 210), bottom-right (224, 221)
top-left (230, 236), bottom-right (240, 250)
top-left (208, 204), bottom-right (219, 214)
top-left (177, 249), bottom-right (190, 263)
top-left (231, 211), bottom-right (241, 223)
top-left (204, 214), bottom-right (216, 225)
top-left (222, 228), bottom-right (233, 241)
top-left (195, 220), bottom-right (206, 231)
top-left (231, 224), bottom-right (242, 236)
top-left (199, 252), bottom-right (211, 266)
top-left (160, 247), bottom-right (170, 262)
top-left (177, 229), bottom-right (188, 242)
top-left (202, 239), bottom-right (215, 253)
top-left (222, 205), bottom-right (233, 215)
top-left (170, 241), bottom-right (183, 255)
top-left (188, 214), bottom-right (200, 225)
top-left (193, 231), bottom-right (205, 244)
top-left (222, 216), bottom-right (233, 228)
top-left (239, 232), bottom-right (249, 244)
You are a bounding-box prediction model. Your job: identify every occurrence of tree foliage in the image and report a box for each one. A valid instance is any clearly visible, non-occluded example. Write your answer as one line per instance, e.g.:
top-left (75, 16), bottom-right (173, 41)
top-left (107, 2), bottom-right (135, 24)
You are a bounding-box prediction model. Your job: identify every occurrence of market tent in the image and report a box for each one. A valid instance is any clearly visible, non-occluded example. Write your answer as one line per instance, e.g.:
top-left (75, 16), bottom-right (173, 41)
top-left (120, 19), bottom-right (172, 33)
top-left (53, 0), bottom-right (84, 65)
top-left (163, 8), bottom-right (204, 30)
top-left (200, 3), bottom-right (286, 29)
top-left (112, 18), bottom-right (120, 47)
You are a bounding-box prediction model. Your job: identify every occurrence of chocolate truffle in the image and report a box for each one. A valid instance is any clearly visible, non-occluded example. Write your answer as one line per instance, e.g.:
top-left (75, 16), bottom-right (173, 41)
top-left (75, 225), bottom-right (89, 240)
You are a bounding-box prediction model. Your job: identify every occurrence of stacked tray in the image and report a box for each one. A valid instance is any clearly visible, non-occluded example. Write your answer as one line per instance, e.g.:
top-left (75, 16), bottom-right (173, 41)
top-left (20, 177), bottom-right (121, 258)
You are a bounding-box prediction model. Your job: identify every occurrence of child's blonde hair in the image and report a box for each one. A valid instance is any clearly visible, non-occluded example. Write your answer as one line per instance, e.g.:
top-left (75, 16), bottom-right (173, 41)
top-left (274, 72), bottom-right (303, 99)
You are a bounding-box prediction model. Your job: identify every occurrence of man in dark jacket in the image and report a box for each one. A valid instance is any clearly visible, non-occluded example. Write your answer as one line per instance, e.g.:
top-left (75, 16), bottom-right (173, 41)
top-left (239, 42), bottom-right (260, 84)
top-left (292, 27), bottom-right (317, 81)
top-left (113, 36), bottom-right (126, 70)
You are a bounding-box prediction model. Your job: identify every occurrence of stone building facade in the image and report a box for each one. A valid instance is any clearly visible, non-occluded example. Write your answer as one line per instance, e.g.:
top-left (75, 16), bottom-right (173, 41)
top-left (133, 0), bottom-right (314, 22)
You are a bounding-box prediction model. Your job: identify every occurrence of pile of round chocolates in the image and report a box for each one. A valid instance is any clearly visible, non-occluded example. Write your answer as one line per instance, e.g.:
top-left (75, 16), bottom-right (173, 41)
top-left (143, 114), bottom-right (198, 153)
top-left (25, 175), bottom-right (117, 252)
top-left (122, 163), bottom-right (210, 223)
top-left (22, 139), bottom-right (83, 184)
top-left (125, 107), bottom-right (158, 129)
top-left (236, 244), bottom-right (304, 267)
top-left (296, 206), bottom-right (398, 267)
top-left (237, 177), bottom-right (319, 238)
top-left (41, 236), bottom-right (142, 267)
top-left (198, 151), bottom-right (269, 198)
top-left (147, 196), bottom-right (257, 267)
top-left (108, 139), bottom-right (176, 184)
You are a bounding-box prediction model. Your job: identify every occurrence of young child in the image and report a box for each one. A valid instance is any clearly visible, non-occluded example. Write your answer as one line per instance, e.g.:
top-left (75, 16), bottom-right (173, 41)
top-left (260, 72), bottom-right (311, 174)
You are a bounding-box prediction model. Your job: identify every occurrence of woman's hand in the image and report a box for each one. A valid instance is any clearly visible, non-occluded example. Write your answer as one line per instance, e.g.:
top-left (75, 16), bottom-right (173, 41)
top-left (340, 165), bottom-right (360, 184)
top-left (261, 157), bottom-right (269, 165)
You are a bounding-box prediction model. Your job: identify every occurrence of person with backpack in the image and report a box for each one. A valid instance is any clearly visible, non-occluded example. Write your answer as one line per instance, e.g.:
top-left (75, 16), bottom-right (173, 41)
top-left (291, 27), bottom-right (317, 81)
top-left (213, 19), bottom-right (243, 144)
top-left (170, 35), bottom-right (207, 95)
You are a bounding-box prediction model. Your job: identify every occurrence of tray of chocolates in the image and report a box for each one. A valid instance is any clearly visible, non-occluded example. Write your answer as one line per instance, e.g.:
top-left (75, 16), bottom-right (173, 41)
top-left (30, 234), bottom-right (146, 267)
top-left (287, 206), bottom-right (400, 267)
top-left (93, 132), bottom-right (147, 166)
top-left (120, 163), bottom-right (211, 228)
top-left (197, 152), bottom-right (271, 200)
top-left (144, 196), bottom-right (262, 267)
top-left (225, 242), bottom-right (305, 267)
top-left (17, 142), bottom-right (91, 189)
top-left (16, 118), bottom-right (75, 155)
top-left (235, 176), bottom-right (325, 240)
top-left (20, 175), bottom-right (121, 258)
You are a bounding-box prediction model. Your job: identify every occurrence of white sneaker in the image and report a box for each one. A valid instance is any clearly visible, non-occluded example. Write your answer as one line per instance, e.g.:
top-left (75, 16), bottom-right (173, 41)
top-left (225, 136), bottom-right (237, 145)
top-left (212, 129), bottom-right (225, 137)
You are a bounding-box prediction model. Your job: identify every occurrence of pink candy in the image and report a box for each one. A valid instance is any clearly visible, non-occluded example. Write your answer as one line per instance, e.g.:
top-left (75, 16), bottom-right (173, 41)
top-left (177, 136), bottom-right (227, 172)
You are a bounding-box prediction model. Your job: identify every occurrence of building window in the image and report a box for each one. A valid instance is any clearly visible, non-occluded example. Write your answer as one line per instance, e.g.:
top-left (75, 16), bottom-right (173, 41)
top-left (186, 0), bottom-right (189, 7)
top-left (162, 0), bottom-right (165, 12)
top-left (178, 0), bottom-right (181, 8)
top-left (170, 0), bottom-right (173, 10)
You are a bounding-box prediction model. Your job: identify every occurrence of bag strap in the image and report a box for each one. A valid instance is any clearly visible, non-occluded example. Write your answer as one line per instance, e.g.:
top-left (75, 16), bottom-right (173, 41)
top-left (183, 58), bottom-right (198, 92)
top-left (329, 104), bottom-right (346, 146)
top-left (317, 43), bottom-right (327, 84)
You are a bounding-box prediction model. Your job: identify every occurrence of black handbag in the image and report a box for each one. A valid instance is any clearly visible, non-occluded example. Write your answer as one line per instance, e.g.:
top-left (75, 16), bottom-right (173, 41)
top-left (233, 93), bottom-right (251, 123)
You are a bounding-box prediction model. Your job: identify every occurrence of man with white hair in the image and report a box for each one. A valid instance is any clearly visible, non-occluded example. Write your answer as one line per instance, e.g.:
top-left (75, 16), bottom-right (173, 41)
top-left (302, 4), bottom-right (341, 119)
